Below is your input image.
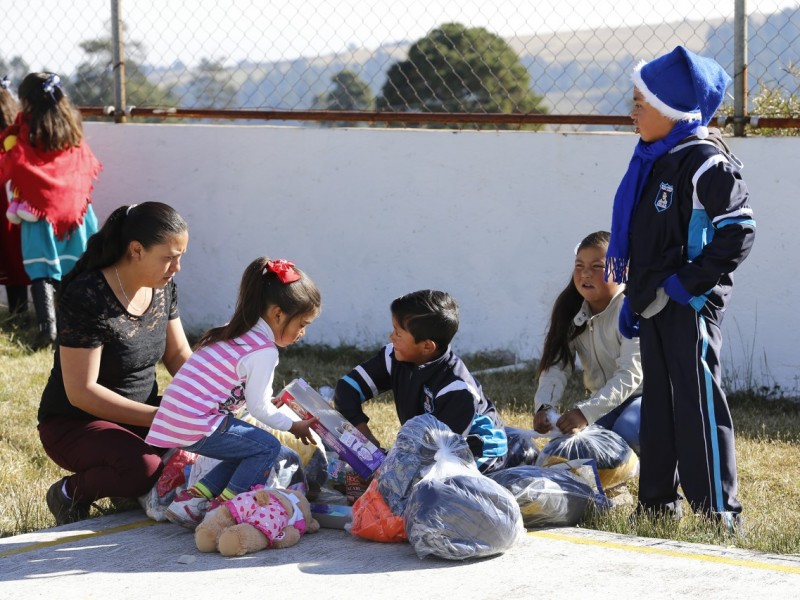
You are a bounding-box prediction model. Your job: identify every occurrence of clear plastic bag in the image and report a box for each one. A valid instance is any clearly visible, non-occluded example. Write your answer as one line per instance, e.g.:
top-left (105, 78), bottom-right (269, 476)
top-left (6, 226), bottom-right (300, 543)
top-left (403, 472), bottom-right (525, 560)
top-left (504, 426), bottom-right (540, 467)
top-left (487, 465), bottom-right (595, 528)
top-left (377, 413), bottom-right (474, 515)
top-left (535, 424), bottom-right (639, 490)
top-left (267, 445), bottom-right (308, 492)
top-left (401, 415), bottom-right (525, 560)
top-left (139, 484), bottom-right (182, 522)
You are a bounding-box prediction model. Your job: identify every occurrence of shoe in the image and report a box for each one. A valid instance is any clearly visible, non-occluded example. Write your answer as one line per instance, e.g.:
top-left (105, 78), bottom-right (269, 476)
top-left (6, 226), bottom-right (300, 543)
top-left (165, 490), bottom-right (210, 529)
top-left (711, 511), bottom-right (744, 538)
top-left (6, 200), bottom-right (21, 225)
top-left (16, 201), bottom-right (39, 222)
top-left (46, 478), bottom-right (91, 526)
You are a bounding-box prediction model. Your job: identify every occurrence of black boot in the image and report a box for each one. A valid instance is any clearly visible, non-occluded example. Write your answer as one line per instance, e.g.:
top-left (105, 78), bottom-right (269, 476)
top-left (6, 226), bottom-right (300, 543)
top-left (5, 285), bottom-right (30, 326)
top-left (31, 278), bottom-right (57, 350)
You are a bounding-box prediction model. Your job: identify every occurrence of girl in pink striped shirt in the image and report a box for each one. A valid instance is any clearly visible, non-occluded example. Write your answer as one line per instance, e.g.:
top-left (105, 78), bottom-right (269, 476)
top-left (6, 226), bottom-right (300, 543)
top-left (146, 257), bottom-right (321, 529)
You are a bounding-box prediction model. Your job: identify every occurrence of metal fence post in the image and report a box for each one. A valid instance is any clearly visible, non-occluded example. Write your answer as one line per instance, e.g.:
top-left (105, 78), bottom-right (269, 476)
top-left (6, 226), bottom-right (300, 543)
top-left (111, 0), bottom-right (127, 123)
top-left (734, 0), bottom-right (748, 137)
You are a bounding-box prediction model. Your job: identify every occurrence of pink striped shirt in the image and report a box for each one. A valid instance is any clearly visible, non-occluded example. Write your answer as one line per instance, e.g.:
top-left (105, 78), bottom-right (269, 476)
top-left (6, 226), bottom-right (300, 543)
top-left (146, 327), bottom-right (276, 447)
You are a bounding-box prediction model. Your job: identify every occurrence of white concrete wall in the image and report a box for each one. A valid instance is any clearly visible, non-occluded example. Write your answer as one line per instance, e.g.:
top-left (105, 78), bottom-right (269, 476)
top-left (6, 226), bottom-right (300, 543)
top-left (80, 123), bottom-right (796, 394)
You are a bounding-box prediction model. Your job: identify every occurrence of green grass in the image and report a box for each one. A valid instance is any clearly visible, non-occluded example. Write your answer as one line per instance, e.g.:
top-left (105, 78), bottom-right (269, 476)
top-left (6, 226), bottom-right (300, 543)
top-left (2, 317), bottom-right (799, 555)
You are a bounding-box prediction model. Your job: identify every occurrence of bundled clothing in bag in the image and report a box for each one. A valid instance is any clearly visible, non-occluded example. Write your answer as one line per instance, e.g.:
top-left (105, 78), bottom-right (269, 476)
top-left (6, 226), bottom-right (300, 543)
top-left (398, 415), bottom-right (524, 560)
top-left (488, 465), bottom-right (595, 528)
top-left (536, 425), bottom-right (639, 490)
top-left (351, 414), bottom-right (467, 543)
top-left (377, 413), bottom-right (474, 515)
top-left (504, 426), bottom-right (540, 467)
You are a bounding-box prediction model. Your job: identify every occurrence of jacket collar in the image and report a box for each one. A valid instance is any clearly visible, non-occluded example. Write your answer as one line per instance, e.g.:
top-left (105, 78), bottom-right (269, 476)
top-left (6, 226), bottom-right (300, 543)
top-left (573, 285), bottom-right (626, 327)
top-left (395, 344), bottom-right (453, 371)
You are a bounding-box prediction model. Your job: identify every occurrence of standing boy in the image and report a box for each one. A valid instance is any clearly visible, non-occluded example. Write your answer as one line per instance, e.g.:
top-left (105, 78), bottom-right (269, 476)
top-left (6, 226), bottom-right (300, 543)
top-left (333, 289), bottom-right (508, 472)
top-left (608, 46), bottom-right (755, 531)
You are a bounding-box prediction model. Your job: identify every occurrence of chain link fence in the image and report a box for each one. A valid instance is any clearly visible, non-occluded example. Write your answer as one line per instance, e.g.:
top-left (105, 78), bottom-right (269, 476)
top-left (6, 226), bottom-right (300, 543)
top-left (1, 1), bottom-right (798, 131)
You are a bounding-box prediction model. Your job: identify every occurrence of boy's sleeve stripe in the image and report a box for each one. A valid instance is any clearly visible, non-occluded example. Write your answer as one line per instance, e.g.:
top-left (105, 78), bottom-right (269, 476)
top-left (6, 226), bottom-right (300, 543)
top-left (342, 375), bottom-right (366, 402)
top-left (691, 155), bottom-right (726, 210)
top-left (436, 379), bottom-right (480, 401)
top-left (354, 365), bottom-right (379, 397)
top-left (716, 217), bottom-right (756, 230)
top-left (383, 345), bottom-right (393, 373)
top-left (712, 206), bottom-right (753, 224)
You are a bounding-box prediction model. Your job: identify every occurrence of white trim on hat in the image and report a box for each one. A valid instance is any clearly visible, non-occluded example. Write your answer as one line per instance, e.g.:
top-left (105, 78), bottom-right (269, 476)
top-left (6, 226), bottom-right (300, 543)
top-left (632, 59), bottom-right (701, 122)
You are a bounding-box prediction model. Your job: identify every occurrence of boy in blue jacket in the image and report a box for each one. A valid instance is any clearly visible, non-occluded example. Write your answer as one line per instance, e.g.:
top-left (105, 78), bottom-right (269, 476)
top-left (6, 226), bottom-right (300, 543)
top-left (334, 290), bottom-right (507, 473)
top-left (608, 46), bottom-right (755, 532)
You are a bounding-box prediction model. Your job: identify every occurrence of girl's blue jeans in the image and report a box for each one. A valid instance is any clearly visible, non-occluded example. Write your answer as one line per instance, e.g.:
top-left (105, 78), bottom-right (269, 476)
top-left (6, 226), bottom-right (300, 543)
top-left (594, 395), bottom-right (642, 455)
top-left (184, 415), bottom-right (281, 496)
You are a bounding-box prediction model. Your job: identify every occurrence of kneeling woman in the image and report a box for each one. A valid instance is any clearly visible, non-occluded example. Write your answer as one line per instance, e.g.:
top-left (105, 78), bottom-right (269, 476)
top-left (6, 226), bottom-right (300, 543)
top-left (37, 202), bottom-right (192, 524)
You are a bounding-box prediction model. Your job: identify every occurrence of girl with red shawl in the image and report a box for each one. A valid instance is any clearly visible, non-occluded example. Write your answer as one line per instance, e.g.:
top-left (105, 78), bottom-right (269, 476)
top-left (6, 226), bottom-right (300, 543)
top-left (0, 73), bottom-right (101, 349)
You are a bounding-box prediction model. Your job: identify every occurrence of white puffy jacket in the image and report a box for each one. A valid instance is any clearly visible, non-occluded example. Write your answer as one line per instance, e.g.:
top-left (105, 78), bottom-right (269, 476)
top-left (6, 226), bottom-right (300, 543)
top-left (533, 287), bottom-right (643, 424)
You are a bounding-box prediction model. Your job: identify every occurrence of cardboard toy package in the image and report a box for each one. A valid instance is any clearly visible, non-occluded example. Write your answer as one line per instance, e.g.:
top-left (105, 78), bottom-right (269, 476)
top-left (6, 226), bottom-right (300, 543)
top-left (277, 378), bottom-right (386, 479)
top-left (310, 503), bottom-right (353, 530)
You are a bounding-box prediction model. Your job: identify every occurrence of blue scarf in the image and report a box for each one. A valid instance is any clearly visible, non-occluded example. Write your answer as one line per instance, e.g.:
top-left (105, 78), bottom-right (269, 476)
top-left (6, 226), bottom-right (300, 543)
top-left (606, 120), bottom-right (700, 284)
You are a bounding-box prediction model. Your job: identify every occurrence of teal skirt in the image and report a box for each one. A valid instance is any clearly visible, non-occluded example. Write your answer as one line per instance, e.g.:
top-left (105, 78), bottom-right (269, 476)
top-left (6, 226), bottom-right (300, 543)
top-left (21, 205), bottom-right (98, 281)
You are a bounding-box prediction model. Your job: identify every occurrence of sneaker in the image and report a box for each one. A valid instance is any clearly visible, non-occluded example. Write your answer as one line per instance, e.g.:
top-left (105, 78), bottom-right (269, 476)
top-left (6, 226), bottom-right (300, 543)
top-left (711, 511), bottom-right (744, 538)
top-left (6, 200), bottom-right (21, 225)
top-left (46, 478), bottom-right (91, 526)
top-left (16, 201), bottom-right (40, 222)
top-left (165, 490), bottom-right (210, 529)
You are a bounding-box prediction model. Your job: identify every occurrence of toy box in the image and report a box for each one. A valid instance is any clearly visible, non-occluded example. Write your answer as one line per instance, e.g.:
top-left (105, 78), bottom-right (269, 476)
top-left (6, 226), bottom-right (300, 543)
top-left (276, 378), bottom-right (386, 479)
top-left (309, 503), bottom-right (353, 530)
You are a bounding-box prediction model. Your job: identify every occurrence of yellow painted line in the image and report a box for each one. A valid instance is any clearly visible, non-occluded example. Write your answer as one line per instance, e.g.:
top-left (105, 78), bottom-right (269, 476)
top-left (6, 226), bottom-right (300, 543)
top-left (0, 519), bottom-right (159, 558)
top-left (528, 530), bottom-right (800, 575)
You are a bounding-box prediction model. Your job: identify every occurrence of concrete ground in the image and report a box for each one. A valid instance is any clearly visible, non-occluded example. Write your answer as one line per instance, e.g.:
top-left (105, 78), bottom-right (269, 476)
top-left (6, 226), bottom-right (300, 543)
top-left (2, 510), bottom-right (799, 599)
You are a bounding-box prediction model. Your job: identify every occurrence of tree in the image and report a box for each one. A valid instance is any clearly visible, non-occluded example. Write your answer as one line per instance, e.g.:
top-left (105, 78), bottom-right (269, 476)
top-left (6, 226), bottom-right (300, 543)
top-left (70, 35), bottom-right (176, 112)
top-left (720, 65), bottom-right (799, 137)
top-left (187, 58), bottom-right (238, 109)
top-left (313, 69), bottom-right (374, 127)
top-left (0, 56), bottom-right (30, 88)
top-left (377, 23), bottom-right (547, 129)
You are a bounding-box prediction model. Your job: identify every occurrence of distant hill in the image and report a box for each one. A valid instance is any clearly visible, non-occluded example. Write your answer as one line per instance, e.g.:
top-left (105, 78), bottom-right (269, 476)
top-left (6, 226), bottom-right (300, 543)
top-left (507, 18), bottom-right (724, 115)
top-left (142, 8), bottom-right (799, 121)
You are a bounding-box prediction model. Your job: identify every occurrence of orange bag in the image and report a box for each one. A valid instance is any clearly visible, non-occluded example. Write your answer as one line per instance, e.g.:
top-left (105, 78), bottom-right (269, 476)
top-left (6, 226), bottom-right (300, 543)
top-left (350, 480), bottom-right (407, 543)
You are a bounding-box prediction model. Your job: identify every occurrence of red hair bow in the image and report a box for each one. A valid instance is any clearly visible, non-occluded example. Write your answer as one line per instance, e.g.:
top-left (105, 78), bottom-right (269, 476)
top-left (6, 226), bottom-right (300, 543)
top-left (265, 259), bottom-right (301, 283)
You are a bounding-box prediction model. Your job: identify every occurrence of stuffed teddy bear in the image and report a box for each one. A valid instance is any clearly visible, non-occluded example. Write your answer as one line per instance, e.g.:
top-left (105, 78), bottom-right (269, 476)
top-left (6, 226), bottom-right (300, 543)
top-left (195, 486), bottom-right (320, 556)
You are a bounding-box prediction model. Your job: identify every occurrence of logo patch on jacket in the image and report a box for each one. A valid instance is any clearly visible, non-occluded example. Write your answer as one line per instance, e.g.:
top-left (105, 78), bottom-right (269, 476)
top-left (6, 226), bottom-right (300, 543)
top-left (654, 182), bottom-right (674, 212)
top-left (423, 386), bottom-right (434, 413)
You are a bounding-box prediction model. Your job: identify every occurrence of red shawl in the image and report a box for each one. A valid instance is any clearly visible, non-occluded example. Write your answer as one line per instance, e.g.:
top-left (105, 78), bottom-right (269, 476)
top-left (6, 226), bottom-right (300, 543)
top-left (0, 113), bottom-right (102, 239)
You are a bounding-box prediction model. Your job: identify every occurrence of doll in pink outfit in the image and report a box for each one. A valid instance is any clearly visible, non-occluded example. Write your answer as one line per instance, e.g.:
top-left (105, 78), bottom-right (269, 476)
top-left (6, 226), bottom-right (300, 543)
top-left (194, 485), bottom-right (320, 556)
top-left (225, 485), bottom-right (308, 544)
